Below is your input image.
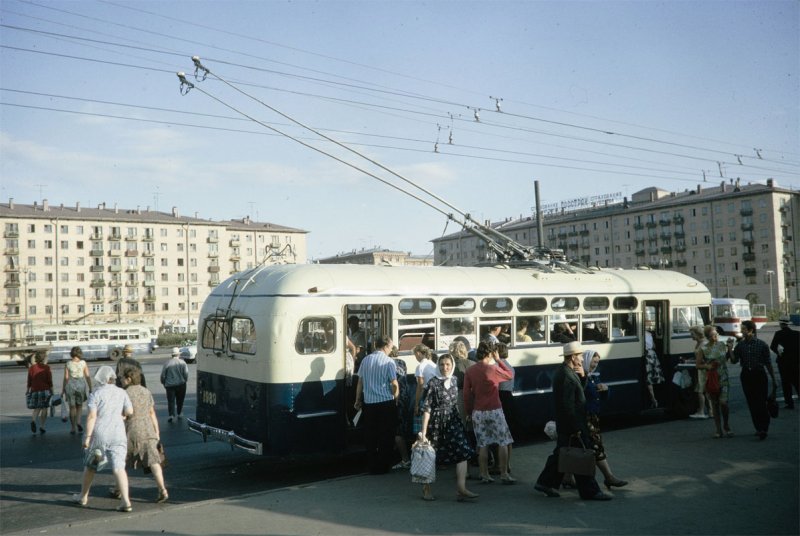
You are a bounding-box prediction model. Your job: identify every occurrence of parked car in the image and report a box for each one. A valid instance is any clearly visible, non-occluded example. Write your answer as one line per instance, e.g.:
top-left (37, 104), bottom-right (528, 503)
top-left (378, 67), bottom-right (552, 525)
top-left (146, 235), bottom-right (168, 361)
top-left (179, 345), bottom-right (197, 364)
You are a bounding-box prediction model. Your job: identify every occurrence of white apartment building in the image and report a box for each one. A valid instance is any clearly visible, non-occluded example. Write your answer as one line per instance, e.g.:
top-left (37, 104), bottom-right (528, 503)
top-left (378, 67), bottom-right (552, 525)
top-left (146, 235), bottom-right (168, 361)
top-left (432, 179), bottom-right (799, 312)
top-left (1, 199), bottom-right (307, 330)
top-left (317, 247), bottom-right (433, 266)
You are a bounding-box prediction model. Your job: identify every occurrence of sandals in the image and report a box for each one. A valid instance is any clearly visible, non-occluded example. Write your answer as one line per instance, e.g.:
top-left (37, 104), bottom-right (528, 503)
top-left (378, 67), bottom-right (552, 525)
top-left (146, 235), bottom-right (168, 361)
top-left (479, 475), bottom-right (494, 484)
top-left (71, 493), bottom-right (88, 507)
top-left (156, 489), bottom-right (169, 503)
top-left (117, 503), bottom-right (133, 513)
top-left (500, 474), bottom-right (517, 485)
top-left (456, 490), bottom-right (479, 502)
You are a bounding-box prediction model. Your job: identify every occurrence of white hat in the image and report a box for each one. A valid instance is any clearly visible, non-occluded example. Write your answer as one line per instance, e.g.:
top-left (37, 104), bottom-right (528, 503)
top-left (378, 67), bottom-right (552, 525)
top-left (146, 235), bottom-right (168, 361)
top-left (171, 347), bottom-right (180, 356)
top-left (561, 341), bottom-right (584, 356)
top-left (779, 315), bottom-right (790, 324)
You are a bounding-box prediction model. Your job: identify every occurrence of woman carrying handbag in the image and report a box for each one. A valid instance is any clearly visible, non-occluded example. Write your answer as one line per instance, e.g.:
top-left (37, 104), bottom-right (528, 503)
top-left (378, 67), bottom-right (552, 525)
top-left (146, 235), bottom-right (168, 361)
top-left (700, 326), bottom-right (733, 438)
top-left (417, 354), bottom-right (477, 502)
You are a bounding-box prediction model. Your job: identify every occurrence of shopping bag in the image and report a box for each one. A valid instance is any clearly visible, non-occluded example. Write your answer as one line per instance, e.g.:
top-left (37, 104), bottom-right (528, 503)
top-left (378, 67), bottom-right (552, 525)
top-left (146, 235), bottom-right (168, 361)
top-left (558, 435), bottom-right (596, 476)
top-left (705, 367), bottom-right (721, 396)
top-left (49, 394), bottom-right (62, 418)
top-left (61, 401), bottom-right (69, 422)
top-left (410, 438), bottom-right (436, 484)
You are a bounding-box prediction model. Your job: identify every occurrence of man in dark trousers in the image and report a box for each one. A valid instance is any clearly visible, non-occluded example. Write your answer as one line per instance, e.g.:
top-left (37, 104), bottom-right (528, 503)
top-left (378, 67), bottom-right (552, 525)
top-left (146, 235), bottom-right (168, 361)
top-left (354, 336), bottom-right (399, 474)
top-left (770, 316), bottom-right (799, 409)
top-left (534, 341), bottom-right (611, 501)
top-left (729, 321), bottom-right (777, 439)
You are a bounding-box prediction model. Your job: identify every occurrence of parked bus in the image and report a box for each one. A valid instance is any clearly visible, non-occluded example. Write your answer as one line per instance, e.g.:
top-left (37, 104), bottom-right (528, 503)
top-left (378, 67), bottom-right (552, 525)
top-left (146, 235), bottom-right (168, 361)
top-left (711, 297), bottom-right (752, 337)
top-left (750, 303), bottom-right (767, 330)
top-left (0, 321), bottom-right (158, 365)
top-left (187, 263), bottom-right (710, 456)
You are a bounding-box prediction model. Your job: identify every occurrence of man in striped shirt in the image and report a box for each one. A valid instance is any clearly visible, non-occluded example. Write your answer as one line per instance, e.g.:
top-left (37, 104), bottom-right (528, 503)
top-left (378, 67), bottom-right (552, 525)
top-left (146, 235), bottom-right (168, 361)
top-left (354, 336), bottom-right (399, 474)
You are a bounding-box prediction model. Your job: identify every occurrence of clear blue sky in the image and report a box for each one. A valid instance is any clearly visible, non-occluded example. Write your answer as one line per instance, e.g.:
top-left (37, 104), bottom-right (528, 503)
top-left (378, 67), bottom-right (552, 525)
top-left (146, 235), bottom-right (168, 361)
top-left (1, 0), bottom-right (798, 259)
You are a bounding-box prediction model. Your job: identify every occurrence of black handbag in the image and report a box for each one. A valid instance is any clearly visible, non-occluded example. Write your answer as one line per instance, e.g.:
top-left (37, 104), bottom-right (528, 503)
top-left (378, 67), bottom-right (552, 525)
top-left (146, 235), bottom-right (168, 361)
top-left (767, 397), bottom-right (779, 419)
top-left (558, 435), bottom-right (596, 476)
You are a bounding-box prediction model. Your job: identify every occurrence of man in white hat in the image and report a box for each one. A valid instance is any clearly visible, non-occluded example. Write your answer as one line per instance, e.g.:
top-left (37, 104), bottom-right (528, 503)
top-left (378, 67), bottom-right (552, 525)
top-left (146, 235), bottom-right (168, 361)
top-left (160, 347), bottom-right (189, 423)
top-left (534, 341), bottom-right (611, 501)
top-left (770, 316), bottom-right (798, 409)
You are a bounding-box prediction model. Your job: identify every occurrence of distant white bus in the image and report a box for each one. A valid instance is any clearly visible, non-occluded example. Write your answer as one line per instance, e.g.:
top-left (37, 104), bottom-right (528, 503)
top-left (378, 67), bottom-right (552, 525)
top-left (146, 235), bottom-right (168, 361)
top-left (0, 322), bottom-right (158, 364)
top-left (711, 298), bottom-right (752, 337)
top-left (750, 303), bottom-right (767, 330)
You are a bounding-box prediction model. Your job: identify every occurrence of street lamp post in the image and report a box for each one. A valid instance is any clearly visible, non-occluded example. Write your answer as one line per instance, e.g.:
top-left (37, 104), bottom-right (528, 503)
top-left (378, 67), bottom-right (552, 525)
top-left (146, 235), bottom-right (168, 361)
top-left (766, 270), bottom-right (775, 312)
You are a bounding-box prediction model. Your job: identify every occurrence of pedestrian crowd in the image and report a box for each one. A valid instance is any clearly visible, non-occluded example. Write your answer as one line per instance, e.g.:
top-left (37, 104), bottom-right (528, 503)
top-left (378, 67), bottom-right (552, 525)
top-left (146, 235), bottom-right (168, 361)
top-left (21, 318), bottom-right (797, 510)
top-left (23, 344), bottom-right (189, 512)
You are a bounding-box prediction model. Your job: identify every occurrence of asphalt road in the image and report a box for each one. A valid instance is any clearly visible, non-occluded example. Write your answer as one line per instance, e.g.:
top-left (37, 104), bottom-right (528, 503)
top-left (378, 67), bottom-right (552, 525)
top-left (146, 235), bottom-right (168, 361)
top-left (1, 326), bottom-right (796, 535)
top-left (0, 351), bottom-right (364, 534)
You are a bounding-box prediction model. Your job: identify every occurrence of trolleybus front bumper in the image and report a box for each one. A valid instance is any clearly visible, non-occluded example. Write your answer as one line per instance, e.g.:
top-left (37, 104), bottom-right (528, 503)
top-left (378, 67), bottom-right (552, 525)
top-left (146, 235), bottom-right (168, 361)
top-left (187, 418), bottom-right (263, 455)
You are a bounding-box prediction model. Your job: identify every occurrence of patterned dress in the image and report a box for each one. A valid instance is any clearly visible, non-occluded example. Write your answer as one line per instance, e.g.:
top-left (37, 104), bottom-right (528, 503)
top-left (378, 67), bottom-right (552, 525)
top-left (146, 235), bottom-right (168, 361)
top-left (125, 385), bottom-right (161, 471)
top-left (421, 376), bottom-right (475, 465)
top-left (64, 359), bottom-right (89, 406)
top-left (583, 373), bottom-right (607, 461)
top-left (88, 384), bottom-right (132, 471)
top-left (702, 341), bottom-right (730, 402)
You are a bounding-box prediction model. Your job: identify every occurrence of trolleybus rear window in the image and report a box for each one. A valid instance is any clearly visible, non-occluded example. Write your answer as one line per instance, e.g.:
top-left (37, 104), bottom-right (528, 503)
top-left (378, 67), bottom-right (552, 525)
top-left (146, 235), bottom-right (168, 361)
top-left (295, 317), bottom-right (334, 355)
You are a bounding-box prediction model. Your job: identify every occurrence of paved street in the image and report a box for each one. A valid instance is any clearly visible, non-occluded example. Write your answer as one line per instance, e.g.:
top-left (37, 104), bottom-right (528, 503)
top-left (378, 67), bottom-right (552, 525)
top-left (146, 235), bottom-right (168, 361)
top-left (1, 327), bottom-right (797, 535)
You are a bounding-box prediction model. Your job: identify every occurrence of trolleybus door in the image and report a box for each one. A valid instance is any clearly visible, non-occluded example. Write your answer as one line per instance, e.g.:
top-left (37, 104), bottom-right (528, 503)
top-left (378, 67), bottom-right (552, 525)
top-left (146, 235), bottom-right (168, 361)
top-left (644, 301), bottom-right (669, 408)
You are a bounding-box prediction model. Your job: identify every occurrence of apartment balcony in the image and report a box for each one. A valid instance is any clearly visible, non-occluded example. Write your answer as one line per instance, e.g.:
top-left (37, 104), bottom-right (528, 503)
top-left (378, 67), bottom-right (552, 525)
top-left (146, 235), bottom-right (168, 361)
top-left (740, 208), bottom-right (753, 217)
top-left (125, 280), bottom-right (138, 287)
top-left (779, 205), bottom-right (788, 213)
top-left (90, 233), bottom-right (103, 240)
top-left (743, 268), bottom-right (757, 277)
top-left (108, 265), bottom-right (122, 273)
top-left (634, 238), bottom-right (645, 244)
top-left (675, 244), bottom-right (687, 253)
top-left (557, 232), bottom-right (568, 240)
top-left (660, 247), bottom-right (673, 254)
top-left (90, 249), bottom-right (104, 257)
top-left (207, 251), bottom-right (219, 259)
top-left (126, 296), bottom-right (139, 303)
top-left (124, 250), bottom-right (138, 257)
top-left (742, 238), bottom-right (755, 247)
top-left (209, 279), bottom-right (220, 287)
top-left (230, 254), bottom-right (240, 261)
top-left (579, 230), bottom-right (590, 237)
top-left (580, 241), bottom-right (590, 249)
top-left (568, 231), bottom-right (578, 237)
top-left (635, 248), bottom-right (646, 256)
top-left (742, 252), bottom-right (756, 262)
top-left (208, 265), bottom-right (220, 273)
top-left (90, 280), bottom-right (105, 288)
top-left (125, 236), bottom-right (138, 241)
top-left (108, 249), bottom-right (122, 257)
top-left (109, 234), bottom-right (121, 241)
top-left (4, 264), bottom-right (19, 272)
top-left (142, 281), bottom-right (155, 287)
top-left (674, 231), bottom-right (685, 239)
top-left (207, 236), bottom-right (219, 244)
top-left (648, 248), bottom-right (659, 255)
top-left (229, 239), bottom-right (240, 248)
top-left (142, 234), bottom-right (154, 242)
top-left (579, 255), bottom-right (591, 264)
top-left (660, 233), bottom-right (671, 240)
top-left (109, 280), bottom-right (122, 288)
top-left (659, 220), bottom-right (671, 227)
top-left (91, 296), bottom-right (104, 304)
top-left (568, 243), bottom-right (579, 250)
top-left (142, 250), bottom-right (154, 257)
top-left (4, 248), bottom-right (19, 256)
top-left (676, 259), bottom-right (687, 267)
top-left (125, 266), bottom-right (137, 272)
top-left (646, 222), bottom-right (657, 228)
top-left (633, 223), bottom-right (644, 230)
top-left (144, 296), bottom-right (156, 303)
top-left (143, 265), bottom-right (155, 272)
top-left (90, 265), bottom-right (104, 272)
top-left (5, 297), bottom-right (19, 304)
top-left (3, 230), bottom-right (19, 238)
top-left (4, 280), bottom-right (20, 288)
top-left (673, 215), bottom-right (684, 224)
top-left (741, 223), bottom-right (754, 231)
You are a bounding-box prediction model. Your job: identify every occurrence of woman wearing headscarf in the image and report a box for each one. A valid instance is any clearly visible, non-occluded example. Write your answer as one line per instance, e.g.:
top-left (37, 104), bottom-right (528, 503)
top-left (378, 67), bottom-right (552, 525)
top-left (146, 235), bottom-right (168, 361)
top-left (418, 353), bottom-right (477, 502)
top-left (72, 366), bottom-right (134, 512)
top-left (26, 350), bottom-right (53, 435)
top-left (574, 350), bottom-right (627, 490)
top-left (62, 346), bottom-right (92, 435)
